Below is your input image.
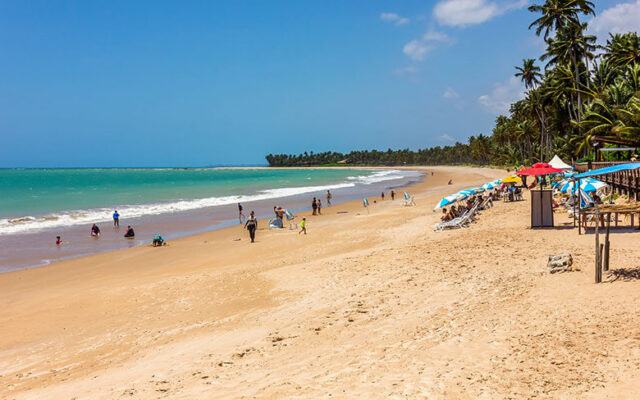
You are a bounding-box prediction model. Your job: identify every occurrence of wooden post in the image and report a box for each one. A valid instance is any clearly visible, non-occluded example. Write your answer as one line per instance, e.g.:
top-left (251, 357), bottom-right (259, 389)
top-left (595, 209), bottom-right (600, 283)
top-left (599, 244), bottom-right (604, 283)
top-left (604, 212), bottom-right (611, 272)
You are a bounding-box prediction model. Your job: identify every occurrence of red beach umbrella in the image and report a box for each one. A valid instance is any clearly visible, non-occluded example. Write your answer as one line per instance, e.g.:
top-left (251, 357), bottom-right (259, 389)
top-left (517, 163), bottom-right (564, 176)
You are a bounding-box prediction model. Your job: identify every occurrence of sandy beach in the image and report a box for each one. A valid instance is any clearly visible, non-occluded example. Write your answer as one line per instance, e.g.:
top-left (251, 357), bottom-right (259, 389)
top-left (2, 166), bottom-right (640, 399)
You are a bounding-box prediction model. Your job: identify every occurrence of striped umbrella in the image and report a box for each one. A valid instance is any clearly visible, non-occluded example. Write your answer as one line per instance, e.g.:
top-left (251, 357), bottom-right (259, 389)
top-left (559, 178), bottom-right (608, 194)
top-left (455, 189), bottom-right (475, 200)
top-left (482, 180), bottom-right (500, 190)
top-left (434, 194), bottom-right (461, 210)
top-left (472, 187), bottom-right (485, 193)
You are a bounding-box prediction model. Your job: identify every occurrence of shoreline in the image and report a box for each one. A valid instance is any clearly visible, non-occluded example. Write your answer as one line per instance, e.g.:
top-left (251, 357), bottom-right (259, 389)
top-left (0, 168), bottom-right (423, 273)
top-left (4, 165), bottom-right (640, 399)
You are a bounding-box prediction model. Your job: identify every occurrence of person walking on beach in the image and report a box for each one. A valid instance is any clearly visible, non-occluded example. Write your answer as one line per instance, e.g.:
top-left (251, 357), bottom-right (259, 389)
top-left (299, 217), bottom-right (307, 235)
top-left (317, 199), bottom-right (322, 215)
top-left (245, 211), bottom-right (258, 243)
top-left (113, 210), bottom-right (120, 227)
top-left (391, 190), bottom-right (395, 200)
top-left (238, 203), bottom-right (245, 224)
top-left (326, 190), bottom-right (332, 206)
top-left (312, 197), bottom-right (318, 215)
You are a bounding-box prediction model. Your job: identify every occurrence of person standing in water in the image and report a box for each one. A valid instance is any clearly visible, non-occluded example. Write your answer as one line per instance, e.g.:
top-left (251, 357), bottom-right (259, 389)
top-left (299, 217), bottom-right (307, 235)
top-left (317, 199), bottom-right (322, 215)
top-left (56, 236), bottom-right (62, 245)
top-left (312, 197), bottom-right (318, 215)
top-left (245, 211), bottom-right (258, 243)
top-left (326, 190), bottom-right (332, 206)
top-left (113, 210), bottom-right (120, 227)
top-left (381, 192), bottom-right (385, 200)
top-left (238, 203), bottom-right (245, 224)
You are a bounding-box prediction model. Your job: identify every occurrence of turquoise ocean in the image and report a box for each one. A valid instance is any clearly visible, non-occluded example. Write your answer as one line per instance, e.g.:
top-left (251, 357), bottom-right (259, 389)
top-left (0, 168), bottom-right (423, 271)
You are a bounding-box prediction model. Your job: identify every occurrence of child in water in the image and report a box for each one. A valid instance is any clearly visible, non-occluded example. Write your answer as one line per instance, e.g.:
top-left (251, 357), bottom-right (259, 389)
top-left (56, 236), bottom-right (62, 245)
top-left (299, 217), bottom-right (307, 235)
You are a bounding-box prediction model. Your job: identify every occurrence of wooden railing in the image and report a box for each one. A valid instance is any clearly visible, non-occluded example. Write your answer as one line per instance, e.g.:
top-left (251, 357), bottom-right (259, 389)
top-left (574, 161), bottom-right (640, 200)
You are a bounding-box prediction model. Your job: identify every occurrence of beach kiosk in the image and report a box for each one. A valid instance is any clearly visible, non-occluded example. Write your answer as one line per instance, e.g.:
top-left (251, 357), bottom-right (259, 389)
top-left (518, 163), bottom-right (563, 228)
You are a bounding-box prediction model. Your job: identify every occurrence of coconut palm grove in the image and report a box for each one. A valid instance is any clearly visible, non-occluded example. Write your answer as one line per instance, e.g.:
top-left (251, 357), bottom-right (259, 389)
top-left (266, 0), bottom-right (640, 167)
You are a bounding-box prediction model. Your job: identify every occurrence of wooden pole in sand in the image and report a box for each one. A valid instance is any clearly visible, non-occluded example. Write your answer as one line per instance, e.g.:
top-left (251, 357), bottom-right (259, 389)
top-left (604, 212), bottom-right (611, 272)
top-left (595, 209), bottom-right (600, 283)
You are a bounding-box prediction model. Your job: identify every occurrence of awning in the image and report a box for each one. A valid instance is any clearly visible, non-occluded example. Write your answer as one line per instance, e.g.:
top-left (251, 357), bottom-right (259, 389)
top-left (574, 162), bottom-right (640, 179)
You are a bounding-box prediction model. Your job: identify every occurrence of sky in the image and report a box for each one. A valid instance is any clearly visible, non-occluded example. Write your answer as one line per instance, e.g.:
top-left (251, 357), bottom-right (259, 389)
top-left (0, 0), bottom-right (638, 167)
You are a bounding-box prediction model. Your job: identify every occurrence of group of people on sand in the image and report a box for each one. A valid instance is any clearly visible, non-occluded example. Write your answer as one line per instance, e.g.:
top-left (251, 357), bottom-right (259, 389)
top-left (440, 193), bottom-right (495, 222)
top-left (56, 210), bottom-right (164, 247)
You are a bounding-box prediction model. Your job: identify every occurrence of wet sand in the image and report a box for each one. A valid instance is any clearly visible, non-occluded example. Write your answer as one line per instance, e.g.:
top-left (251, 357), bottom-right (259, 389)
top-left (2, 166), bottom-right (640, 399)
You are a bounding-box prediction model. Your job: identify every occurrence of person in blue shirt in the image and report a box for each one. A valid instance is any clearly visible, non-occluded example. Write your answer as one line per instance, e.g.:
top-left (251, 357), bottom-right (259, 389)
top-left (113, 210), bottom-right (120, 227)
top-left (152, 234), bottom-right (165, 247)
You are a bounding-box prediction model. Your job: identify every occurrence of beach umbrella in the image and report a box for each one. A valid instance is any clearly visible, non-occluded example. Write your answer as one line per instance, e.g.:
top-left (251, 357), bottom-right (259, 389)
top-left (482, 181), bottom-right (499, 190)
top-left (501, 175), bottom-right (522, 183)
top-left (558, 178), bottom-right (608, 194)
top-left (434, 194), bottom-right (460, 210)
top-left (517, 163), bottom-right (564, 176)
top-left (472, 187), bottom-right (485, 193)
top-left (455, 189), bottom-right (475, 200)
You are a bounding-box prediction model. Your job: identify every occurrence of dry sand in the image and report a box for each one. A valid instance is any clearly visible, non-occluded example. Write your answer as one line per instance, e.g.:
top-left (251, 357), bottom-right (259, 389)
top-left (2, 166), bottom-right (640, 399)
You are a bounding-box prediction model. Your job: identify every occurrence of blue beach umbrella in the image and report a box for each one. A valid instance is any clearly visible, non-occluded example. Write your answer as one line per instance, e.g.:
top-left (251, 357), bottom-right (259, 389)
top-left (434, 194), bottom-right (460, 210)
top-left (559, 178), bottom-right (608, 194)
top-left (481, 181), bottom-right (499, 190)
top-left (472, 187), bottom-right (485, 193)
top-left (455, 189), bottom-right (475, 200)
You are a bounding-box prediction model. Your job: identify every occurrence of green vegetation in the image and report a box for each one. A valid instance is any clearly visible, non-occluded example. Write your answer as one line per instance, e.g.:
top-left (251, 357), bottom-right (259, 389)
top-left (266, 1), bottom-right (640, 168)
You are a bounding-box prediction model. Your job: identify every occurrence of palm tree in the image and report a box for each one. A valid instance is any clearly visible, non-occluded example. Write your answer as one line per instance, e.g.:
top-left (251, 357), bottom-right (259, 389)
top-left (528, 0), bottom-right (594, 39)
top-left (603, 33), bottom-right (640, 67)
top-left (515, 59), bottom-right (543, 89)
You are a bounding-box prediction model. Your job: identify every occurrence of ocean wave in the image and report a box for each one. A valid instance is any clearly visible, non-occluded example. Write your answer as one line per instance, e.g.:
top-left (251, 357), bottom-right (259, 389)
top-left (0, 169), bottom-right (417, 236)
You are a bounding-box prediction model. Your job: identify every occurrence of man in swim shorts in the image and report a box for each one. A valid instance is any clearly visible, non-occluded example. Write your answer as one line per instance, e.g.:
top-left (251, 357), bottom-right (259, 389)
top-left (113, 210), bottom-right (120, 227)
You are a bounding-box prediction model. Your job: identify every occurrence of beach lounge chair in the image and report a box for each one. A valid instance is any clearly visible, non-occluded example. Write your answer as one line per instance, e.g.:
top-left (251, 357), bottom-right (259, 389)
top-left (403, 191), bottom-right (416, 206)
top-left (284, 209), bottom-right (297, 229)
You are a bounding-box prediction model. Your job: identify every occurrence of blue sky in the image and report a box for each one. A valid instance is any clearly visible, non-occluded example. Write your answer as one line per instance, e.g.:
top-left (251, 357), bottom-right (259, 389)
top-left (0, 0), bottom-right (638, 167)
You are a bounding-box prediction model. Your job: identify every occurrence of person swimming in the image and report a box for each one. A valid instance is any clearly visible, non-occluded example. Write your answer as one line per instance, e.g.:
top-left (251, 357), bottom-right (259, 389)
top-left (91, 224), bottom-right (101, 237)
top-left (124, 225), bottom-right (135, 238)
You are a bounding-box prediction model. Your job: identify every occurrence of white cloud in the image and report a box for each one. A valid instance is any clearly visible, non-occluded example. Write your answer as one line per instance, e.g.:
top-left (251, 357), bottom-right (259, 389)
top-left (478, 76), bottom-right (525, 114)
top-left (403, 40), bottom-right (434, 61)
top-left (443, 87), bottom-right (460, 99)
top-left (402, 29), bottom-right (454, 61)
top-left (433, 0), bottom-right (527, 27)
top-left (440, 134), bottom-right (456, 142)
top-left (380, 12), bottom-right (410, 26)
top-left (589, 0), bottom-right (640, 37)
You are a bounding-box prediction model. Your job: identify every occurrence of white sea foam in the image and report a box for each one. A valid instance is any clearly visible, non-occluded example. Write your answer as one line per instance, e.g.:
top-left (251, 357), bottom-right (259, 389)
top-left (0, 169), bottom-right (418, 236)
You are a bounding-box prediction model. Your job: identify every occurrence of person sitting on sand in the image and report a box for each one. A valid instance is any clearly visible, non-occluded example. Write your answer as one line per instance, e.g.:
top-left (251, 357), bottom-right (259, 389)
top-left (299, 217), bottom-right (307, 235)
top-left (124, 225), bottom-right (135, 238)
top-left (448, 180), bottom-right (453, 185)
top-left (152, 234), bottom-right (165, 247)
top-left (91, 223), bottom-right (101, 237)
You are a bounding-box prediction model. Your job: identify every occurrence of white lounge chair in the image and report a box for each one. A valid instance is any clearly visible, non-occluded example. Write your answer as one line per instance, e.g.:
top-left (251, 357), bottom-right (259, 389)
top-left (403, 191), bottom-right (416, 206)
